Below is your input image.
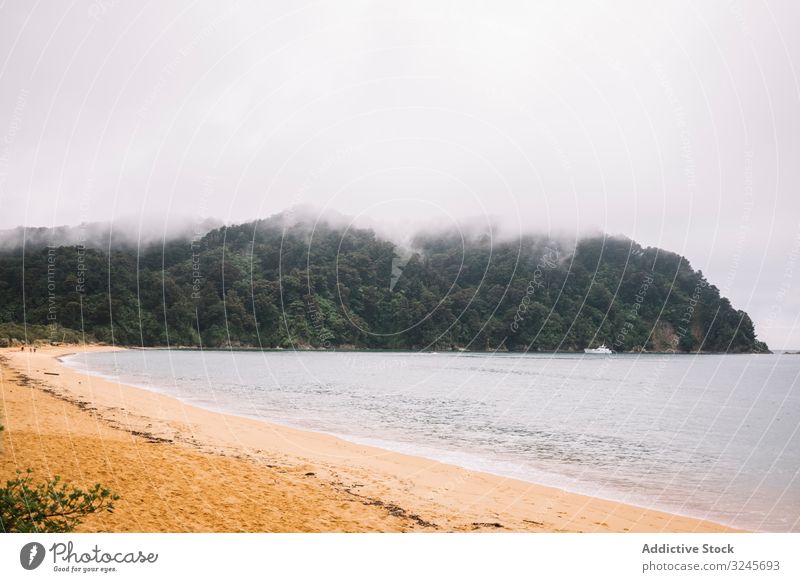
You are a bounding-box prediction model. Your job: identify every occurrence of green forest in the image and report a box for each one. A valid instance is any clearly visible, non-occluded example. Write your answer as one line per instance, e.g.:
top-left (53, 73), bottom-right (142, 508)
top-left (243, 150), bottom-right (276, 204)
top-left (0, 216), bottom-right (769, 353)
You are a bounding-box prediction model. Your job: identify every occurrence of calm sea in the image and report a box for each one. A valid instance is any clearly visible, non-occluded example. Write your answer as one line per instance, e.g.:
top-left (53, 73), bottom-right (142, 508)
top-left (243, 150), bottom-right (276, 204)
top-left (62, 350), bottom-right (800, 532)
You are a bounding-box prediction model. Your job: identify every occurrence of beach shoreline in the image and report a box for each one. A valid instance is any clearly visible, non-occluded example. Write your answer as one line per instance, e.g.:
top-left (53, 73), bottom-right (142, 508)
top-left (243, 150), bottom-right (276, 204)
top-left (0, 345), bottom-right (739, 533)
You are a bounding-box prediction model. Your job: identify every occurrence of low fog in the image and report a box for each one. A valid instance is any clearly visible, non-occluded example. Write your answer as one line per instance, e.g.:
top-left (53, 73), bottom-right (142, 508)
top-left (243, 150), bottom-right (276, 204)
top-left (0, 1), bottom-right (798, 347)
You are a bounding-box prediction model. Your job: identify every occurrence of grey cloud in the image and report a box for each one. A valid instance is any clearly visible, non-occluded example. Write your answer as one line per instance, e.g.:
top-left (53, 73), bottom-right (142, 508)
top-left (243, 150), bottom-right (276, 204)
top-left (0, 0), bottom-right (798, 347)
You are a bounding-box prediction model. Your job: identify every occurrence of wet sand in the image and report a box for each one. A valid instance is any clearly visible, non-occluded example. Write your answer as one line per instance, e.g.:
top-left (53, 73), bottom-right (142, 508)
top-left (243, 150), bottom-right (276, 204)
top-left (0, 346), bottom-right (737, 532)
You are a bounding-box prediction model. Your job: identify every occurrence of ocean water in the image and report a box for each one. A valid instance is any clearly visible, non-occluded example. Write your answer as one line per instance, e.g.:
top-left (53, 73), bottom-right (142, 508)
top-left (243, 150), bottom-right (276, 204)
top-left (62, 350), bottom-right (800, 532)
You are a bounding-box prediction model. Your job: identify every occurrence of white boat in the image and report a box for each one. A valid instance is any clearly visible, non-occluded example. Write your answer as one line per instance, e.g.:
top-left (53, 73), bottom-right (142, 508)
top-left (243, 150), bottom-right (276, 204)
top-left (584, 344), bottom-right (613, 354)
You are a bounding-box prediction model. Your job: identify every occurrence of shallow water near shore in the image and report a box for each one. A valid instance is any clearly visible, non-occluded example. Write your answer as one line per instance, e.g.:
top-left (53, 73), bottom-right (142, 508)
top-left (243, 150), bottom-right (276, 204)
top-left (62, 349), bottom-right (800, 532)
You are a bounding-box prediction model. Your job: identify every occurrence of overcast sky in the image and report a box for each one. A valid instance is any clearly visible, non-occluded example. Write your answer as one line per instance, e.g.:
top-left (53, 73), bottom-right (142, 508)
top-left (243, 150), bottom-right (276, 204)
top-left (0, 0), bottom-right (798, 348)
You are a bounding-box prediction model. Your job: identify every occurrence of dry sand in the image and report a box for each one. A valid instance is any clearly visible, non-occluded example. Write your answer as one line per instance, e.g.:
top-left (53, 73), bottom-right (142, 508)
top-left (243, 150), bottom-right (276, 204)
top-left (0, 346), bottom-right (737, 533)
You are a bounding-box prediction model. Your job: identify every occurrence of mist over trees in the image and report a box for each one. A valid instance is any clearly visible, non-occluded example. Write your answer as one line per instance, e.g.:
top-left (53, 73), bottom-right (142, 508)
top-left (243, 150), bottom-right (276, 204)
top-left (0, 215), bottom-right (768, 353)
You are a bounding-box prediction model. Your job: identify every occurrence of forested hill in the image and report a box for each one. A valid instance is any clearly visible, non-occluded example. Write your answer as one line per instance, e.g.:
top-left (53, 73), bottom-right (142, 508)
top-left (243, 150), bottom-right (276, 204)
top-left (0, 217), bottom-right (769, 353)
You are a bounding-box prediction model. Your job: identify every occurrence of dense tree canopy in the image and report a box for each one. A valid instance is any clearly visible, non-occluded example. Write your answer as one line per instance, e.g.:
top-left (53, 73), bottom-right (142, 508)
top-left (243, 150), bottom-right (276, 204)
top-left (0, 217), bottom-right (769, 353)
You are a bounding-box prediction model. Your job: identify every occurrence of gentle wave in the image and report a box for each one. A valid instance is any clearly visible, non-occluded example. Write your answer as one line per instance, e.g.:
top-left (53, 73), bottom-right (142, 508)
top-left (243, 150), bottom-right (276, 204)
top-left (62, 349), bottom-right (800, 532)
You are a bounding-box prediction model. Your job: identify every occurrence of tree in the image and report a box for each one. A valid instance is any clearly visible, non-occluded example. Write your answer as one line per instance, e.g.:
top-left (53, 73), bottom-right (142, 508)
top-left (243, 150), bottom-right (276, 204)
top-left (0, 469), bottom-right (118, 533)
top-left (0, 426), bottom-right (118, 533)
top-left (0, 220), bottom-right (769, 353)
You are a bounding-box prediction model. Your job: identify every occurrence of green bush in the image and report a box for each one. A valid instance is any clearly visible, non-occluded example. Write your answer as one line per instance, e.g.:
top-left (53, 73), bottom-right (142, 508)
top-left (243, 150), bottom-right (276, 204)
top-left (0, 469), bottom-right (118, 533)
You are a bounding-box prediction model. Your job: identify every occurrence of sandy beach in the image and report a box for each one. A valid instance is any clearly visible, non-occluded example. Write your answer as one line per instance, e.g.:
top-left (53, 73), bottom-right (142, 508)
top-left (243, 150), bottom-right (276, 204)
top-left (0, 346), bottom-right (737, 533)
